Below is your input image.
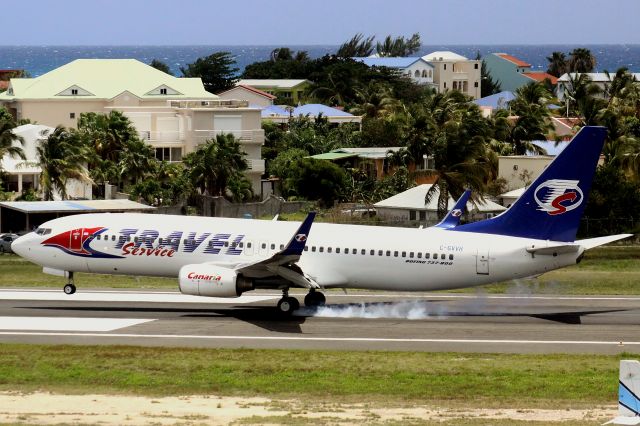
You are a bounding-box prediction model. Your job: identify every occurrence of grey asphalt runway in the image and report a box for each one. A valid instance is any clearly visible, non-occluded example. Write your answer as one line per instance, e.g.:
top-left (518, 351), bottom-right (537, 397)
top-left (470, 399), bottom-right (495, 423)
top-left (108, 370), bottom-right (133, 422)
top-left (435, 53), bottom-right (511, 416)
top-left (1, 288), bottom-right (640, 354)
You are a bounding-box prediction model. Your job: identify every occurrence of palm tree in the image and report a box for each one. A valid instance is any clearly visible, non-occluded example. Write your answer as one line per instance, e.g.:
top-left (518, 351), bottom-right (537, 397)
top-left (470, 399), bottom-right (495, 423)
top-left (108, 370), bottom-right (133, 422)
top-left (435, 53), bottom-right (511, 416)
top-left (568, 48), bottom-right (596, 73)
top-left (118, 138), bottom-right (156, 187)
top-left (0, 114), bottom-right (25, 167)
top-left (376, 33), bottom-right (421, 57)
top-left (183, 133), bottom-right (248, 197)
top-left (36, 126), bottom-right (91, 200)
top-left (350, 82), bottom-right (401, 118)
top-left (336, 33), bottom-right (375, 58)
top-left (546, 52), bottom-right (568, 77)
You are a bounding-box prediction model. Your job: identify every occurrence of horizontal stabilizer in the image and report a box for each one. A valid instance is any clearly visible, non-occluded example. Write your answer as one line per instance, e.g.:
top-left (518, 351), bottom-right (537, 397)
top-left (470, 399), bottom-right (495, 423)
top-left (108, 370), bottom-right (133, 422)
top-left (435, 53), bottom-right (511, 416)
top-left (603, 417), bottom-right (640, 425)
top-left (577, 234), bottom-right (633, 250)
top-left (526, 244), bottom-right (581, 256)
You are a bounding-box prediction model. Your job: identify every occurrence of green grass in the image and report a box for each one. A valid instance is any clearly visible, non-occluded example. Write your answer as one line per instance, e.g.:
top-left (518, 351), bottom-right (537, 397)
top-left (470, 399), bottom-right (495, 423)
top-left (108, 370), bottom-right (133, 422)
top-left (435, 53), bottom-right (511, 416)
top-left (1, 245), bottom-right (638, 294)
top-left (0, 344), bottom-right (630, 409)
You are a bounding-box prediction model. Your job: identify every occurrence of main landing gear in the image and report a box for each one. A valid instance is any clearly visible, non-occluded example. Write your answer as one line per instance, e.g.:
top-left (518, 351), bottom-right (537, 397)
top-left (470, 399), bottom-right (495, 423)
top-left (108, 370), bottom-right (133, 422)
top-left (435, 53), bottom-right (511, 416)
top-left (304, 289), bottom-right (326, 307)
top-left (277, 289), bottom-right (300, 315)
top-left (63, 272), bottom-right (76, 295)
top-left (277, 289), bottom-right (327, 315)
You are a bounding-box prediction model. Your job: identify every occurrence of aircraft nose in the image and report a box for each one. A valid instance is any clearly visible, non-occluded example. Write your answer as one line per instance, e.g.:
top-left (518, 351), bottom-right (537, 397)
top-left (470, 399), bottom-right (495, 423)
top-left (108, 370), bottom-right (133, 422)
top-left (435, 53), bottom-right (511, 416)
top-left (11, 234), bottom-right (32, 258)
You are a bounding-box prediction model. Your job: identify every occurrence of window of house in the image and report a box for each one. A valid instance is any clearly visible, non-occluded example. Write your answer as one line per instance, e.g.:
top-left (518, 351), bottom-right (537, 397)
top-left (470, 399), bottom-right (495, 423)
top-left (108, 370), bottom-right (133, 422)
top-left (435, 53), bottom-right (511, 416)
top-left (474, 63), bottom-right (479, 69)
top-left (69, 112), bottom-right (75, 119)
top-left (414, 70), bottom-right (420, 78)
top-left (160, 88), bottom-right (167, 95)
top-left (419, 211), bottom-right (426, 221)
top-left (444, 64), bottom-right (447, 70)
top-left (71, 89), bottom-right (78, 95)
top-left (410, 210), bottom-right (416, 221)
top-left (444, 82), bottom-right (447, 88)
top-left (474, 82), bottom-right (479, 88)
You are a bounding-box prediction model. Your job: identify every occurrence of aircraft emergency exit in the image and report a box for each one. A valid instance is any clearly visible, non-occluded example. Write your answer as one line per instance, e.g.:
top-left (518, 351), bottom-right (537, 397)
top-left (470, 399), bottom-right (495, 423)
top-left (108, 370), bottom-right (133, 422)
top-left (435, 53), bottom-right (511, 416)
top-left (12, 126), bottom-right (632, 314)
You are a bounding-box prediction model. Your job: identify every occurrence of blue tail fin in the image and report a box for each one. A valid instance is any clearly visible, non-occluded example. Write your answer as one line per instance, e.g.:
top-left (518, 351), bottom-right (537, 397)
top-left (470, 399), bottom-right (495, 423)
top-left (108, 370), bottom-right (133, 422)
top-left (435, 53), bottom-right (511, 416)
top-left (434, 189), bottom-right (471, 229)
top-left (456, 126), bottom-right (606, 242)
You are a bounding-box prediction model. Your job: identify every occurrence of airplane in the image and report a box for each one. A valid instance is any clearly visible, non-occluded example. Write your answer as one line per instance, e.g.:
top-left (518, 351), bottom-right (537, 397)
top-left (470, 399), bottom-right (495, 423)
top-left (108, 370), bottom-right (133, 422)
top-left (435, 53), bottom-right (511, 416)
top-left (12, 126), bottom-right (632, 315)
top-left (605, 360), bottom-right (640, 425)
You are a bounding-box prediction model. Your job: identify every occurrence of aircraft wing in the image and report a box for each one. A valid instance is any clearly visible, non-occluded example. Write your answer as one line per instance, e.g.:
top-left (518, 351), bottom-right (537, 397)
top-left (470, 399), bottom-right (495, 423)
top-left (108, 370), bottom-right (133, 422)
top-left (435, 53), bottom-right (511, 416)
top-left (233, 212), bottom-right (320, 289)
top-left (434, 189), bottom-right (471, 229)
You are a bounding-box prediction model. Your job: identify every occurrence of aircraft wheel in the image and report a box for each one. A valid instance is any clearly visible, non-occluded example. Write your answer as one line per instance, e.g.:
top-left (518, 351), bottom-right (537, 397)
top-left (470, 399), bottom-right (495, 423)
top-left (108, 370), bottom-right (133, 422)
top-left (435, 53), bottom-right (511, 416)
top-left (304, 291), bottom-right (326, 307)
top-left (63, 284), bottom-right (76, 295)
top-left (277, 297), bottom-right (299, 315)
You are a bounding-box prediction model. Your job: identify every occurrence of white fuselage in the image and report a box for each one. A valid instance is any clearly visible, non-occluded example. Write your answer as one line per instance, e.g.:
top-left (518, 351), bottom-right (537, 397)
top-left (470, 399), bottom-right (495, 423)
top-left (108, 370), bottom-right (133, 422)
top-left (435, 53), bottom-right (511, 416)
top-left (13, 213), bottom-right (582, 292)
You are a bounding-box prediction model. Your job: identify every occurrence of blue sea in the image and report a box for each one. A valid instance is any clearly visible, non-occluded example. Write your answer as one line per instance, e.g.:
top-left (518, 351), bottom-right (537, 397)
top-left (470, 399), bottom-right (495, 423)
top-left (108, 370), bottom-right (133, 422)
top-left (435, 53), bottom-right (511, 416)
top-left (1, 44), bottom-right (639, 77)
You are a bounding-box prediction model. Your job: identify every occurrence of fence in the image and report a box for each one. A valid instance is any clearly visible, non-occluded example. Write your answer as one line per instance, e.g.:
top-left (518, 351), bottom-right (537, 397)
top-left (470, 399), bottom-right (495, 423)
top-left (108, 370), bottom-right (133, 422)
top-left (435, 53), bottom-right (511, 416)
top-left (196, 194), bottom-right (311, 218)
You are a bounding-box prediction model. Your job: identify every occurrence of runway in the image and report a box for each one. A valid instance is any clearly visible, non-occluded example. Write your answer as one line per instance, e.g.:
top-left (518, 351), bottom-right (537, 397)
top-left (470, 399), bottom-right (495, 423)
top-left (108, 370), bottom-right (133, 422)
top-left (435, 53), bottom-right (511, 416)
top-left (1, 288), bottom-right (640, 354)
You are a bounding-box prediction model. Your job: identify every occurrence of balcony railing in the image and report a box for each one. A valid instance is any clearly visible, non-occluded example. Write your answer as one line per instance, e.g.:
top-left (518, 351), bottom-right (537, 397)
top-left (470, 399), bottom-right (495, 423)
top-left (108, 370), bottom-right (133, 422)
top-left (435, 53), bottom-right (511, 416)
top-left (138, 131), bottom-right (184, 143)
top-left (193, 129), bottom-right (265, 145)
top-left (169, 99), bottom-right (250, 109)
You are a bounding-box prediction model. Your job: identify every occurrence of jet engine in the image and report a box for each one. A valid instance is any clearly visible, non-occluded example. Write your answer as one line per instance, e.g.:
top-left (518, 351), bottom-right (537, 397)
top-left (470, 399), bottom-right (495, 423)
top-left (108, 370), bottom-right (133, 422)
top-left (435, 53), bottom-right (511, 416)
top-left (178, 264), bottom-right (253, 297)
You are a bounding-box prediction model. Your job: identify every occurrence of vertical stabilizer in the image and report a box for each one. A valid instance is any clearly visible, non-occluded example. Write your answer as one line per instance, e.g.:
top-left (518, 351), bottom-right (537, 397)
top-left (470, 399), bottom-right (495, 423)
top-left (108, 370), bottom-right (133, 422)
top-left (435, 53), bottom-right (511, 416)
top-left (604, 360), bottom-right (640, 425)
top-left (456, 126), bottom-right (607, 242)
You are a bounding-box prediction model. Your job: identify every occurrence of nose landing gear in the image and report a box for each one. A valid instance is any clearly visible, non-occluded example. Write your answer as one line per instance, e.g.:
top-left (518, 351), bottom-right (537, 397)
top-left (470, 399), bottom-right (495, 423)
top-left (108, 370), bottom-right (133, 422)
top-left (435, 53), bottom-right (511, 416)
top-left (63, 272), bottom-right (76, 295)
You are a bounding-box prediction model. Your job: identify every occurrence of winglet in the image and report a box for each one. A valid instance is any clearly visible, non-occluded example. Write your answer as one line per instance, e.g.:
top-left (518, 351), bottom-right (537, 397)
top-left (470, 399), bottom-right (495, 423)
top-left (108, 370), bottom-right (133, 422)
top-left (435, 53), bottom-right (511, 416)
top-left (280, 212), bottom-right (316, 256)
top-left (435, 189), bottom-right (471, 229)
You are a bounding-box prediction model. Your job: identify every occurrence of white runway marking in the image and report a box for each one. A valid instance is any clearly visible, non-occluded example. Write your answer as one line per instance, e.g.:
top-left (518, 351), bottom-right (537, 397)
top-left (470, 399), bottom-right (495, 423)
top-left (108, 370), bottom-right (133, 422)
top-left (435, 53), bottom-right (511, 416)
top-left (0, 317), bottom-right (154, 332)
top-left (0, 331), bottom-right (638, 347)
top-left (0, 290), bottom-right (276, 304)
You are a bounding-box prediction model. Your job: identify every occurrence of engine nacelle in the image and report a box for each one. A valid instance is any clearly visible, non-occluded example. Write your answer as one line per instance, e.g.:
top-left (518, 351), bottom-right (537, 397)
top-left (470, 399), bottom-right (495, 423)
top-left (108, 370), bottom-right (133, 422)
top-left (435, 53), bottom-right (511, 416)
top-left (178, 264), bottom-right (253, 297)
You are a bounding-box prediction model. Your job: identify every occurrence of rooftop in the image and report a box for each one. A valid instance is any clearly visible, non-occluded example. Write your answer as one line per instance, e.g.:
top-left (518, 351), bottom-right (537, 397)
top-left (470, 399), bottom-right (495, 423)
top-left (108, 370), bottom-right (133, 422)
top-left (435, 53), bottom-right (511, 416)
top-left (495, 53), bottom-right (531, 68)
top-left (0, 59), bottom-right (217, 101)
top-left (558, 72), bottom-right (640, 82)
top-left (422, 51), bottom-right (468, 61)
top-left (219, 84), bottom-right (277, 99)
top-left (352, 57), bottom-right (429, 69)
top-left (473, 91), bottom-right (515, 109)
top-left (237, 79), bottom-right (309, 89)
top-left (0, 199), bottom-right (155, 213)
top-left (374, 184), bottom-right (506, 213)
top-left (523, 72), bottom-right (559, 85)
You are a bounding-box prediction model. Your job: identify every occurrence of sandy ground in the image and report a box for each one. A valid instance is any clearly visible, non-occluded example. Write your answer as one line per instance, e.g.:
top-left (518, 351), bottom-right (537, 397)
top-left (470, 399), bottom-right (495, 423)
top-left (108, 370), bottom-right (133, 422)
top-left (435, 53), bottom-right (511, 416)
top-left (0, 391), bottom-right (617, 425)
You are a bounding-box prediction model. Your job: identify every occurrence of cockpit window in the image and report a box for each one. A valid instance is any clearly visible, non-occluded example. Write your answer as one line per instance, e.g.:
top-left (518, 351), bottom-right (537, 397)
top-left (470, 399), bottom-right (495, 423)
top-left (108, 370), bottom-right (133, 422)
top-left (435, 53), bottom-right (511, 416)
top-left (35, 228), bottom-right (52, 235)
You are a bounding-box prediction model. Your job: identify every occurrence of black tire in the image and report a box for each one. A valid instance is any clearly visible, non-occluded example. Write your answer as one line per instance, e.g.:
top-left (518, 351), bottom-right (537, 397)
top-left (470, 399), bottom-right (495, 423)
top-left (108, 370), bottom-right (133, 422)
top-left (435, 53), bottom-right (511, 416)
top-left (277, 297), bottom-right (299, 315)
top-left (304, 291), bottom-right (326, 307)
top-left (63, 284), bottom-right (76, 295)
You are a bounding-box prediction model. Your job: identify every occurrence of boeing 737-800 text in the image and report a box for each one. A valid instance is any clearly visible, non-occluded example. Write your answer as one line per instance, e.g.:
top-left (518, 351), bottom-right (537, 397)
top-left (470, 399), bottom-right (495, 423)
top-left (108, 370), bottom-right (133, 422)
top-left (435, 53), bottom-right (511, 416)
top-left (12, 126), bottom-right (631, 314)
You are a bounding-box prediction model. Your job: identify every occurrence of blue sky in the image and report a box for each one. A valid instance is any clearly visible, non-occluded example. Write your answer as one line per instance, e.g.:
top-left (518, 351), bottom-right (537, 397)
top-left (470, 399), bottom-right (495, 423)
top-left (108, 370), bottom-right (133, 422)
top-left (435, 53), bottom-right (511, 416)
top-left (4, 0), bottom-right (639, 45)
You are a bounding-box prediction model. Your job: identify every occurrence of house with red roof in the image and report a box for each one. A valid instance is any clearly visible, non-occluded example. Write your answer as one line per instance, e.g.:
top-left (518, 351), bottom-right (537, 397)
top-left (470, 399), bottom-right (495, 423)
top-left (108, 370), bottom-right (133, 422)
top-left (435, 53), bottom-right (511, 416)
top-left (217, 84), bottom-right (276, 107)
top-left (483, 53), bottom-right (557, 92)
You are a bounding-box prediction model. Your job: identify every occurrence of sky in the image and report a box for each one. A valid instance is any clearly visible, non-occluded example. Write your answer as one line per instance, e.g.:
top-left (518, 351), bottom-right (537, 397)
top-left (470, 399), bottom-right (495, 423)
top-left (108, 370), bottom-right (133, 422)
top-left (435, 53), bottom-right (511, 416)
top-left (3, 0), bottom-right (639, 45)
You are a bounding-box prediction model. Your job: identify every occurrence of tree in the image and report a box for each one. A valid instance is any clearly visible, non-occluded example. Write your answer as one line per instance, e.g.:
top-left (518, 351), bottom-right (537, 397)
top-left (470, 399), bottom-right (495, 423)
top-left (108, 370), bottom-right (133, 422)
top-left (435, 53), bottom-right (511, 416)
top-left (476, 52), bottom-right (501, 97)
top-left (182, 133), bottom-right (248, 197)
top-left (336, 33), bottom-right (375, 58)
top-left (546, 51), bottom-right (568, 77)
top-left (0, 110), bottom-right (25, 168)
top-left (36, 126), bottom-right (91, 200)
top-left (181, 52), bottom-right (239, 94)
top-left (118, 138), bottom-right (157, 187)
top-left (150, 59), bottom-right (173, 75)
top-left (568, 48), bottom-right (596, 73)
top-left (286, 158), bottom-right (347, 207)
top-left (376, 33), bottom-right (421, 57)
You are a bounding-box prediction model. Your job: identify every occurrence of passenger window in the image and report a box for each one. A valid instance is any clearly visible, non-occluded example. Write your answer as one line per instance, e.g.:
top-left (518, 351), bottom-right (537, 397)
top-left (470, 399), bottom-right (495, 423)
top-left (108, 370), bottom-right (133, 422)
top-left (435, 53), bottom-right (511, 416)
top-left (280, 244), bottom-right (284, 250)
top-left (394, 251), bottom-right (398, 257)
top-left (134, 237), bottom-right (138, 243)
top-left (328, 247), bottom-right (332, 253)
top-left (370, 250), bottom-right (375, 255)
top-left (417, 253), bottom-right (422, 258)
top-left (433, 253), bottom-right (437, 259)
top-left (239, 242), bottom-right (244, 248)
top-left (361, 249), bottom-right (365, 255)
top-left (224, 241), bottom-right (229, 247)
top-left (409, 252), bottom-right (414, 258)
top-left (401, 251), bottom-right (406, 257)
top-left (425, 253), bottom-right (430, 259)
top-left (352, 249), bottom-right (357, 254)
top-left (379, 250), bottom-right (383, 256)
top-left (319, 247), bottom-right (324, 253)
top-left (111, 235), bottom-right (116, 241)
top-left (386, 250), bottom-right (391, 256)
top-left (312, 246), bottom-right (316, 252)
top-left (247, 242), bottom-right (252, 248)
top-left (441, 254), bottom-right (446, 260)
top-left (261, 243), bottom-right (266, 249)
top-left (304, 246), bottom-right (308, 251)
top-left (344, 248), bottom-right (349, 253)
top-left (270, 243), bottom-right (275, 250)
top-left (449, 254), bottom-right (454, 260)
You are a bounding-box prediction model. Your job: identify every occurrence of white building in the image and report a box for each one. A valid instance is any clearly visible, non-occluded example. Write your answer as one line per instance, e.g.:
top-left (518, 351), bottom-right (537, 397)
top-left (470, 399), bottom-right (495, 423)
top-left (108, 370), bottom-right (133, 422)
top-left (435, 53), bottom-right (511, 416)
top-left (1, 124), bottom-right (92, 199)
top-left (422, 51), bottom-right (482, 99)
top-left (557, 72), bottom-right (640, 101)
top-left (352, 57), bottom-right (435, 86)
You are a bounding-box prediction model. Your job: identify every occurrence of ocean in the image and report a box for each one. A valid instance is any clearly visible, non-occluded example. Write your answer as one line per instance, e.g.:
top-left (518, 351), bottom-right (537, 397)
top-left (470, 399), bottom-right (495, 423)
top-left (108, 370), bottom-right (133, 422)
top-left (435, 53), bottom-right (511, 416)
top-left (1, 44), bottom-right (639, 77)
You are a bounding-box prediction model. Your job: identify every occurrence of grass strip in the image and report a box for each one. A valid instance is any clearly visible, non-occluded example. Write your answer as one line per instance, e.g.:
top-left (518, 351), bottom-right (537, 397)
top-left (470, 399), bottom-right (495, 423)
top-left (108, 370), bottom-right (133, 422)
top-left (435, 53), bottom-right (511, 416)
top-left (0, 344), bottom-right (632, 409)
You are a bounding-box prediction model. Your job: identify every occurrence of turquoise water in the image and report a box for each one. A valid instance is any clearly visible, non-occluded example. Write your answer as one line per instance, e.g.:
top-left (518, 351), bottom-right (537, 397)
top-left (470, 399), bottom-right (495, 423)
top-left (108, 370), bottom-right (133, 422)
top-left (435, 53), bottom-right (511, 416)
top-left (1, 44), bottom-right (638, 77)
